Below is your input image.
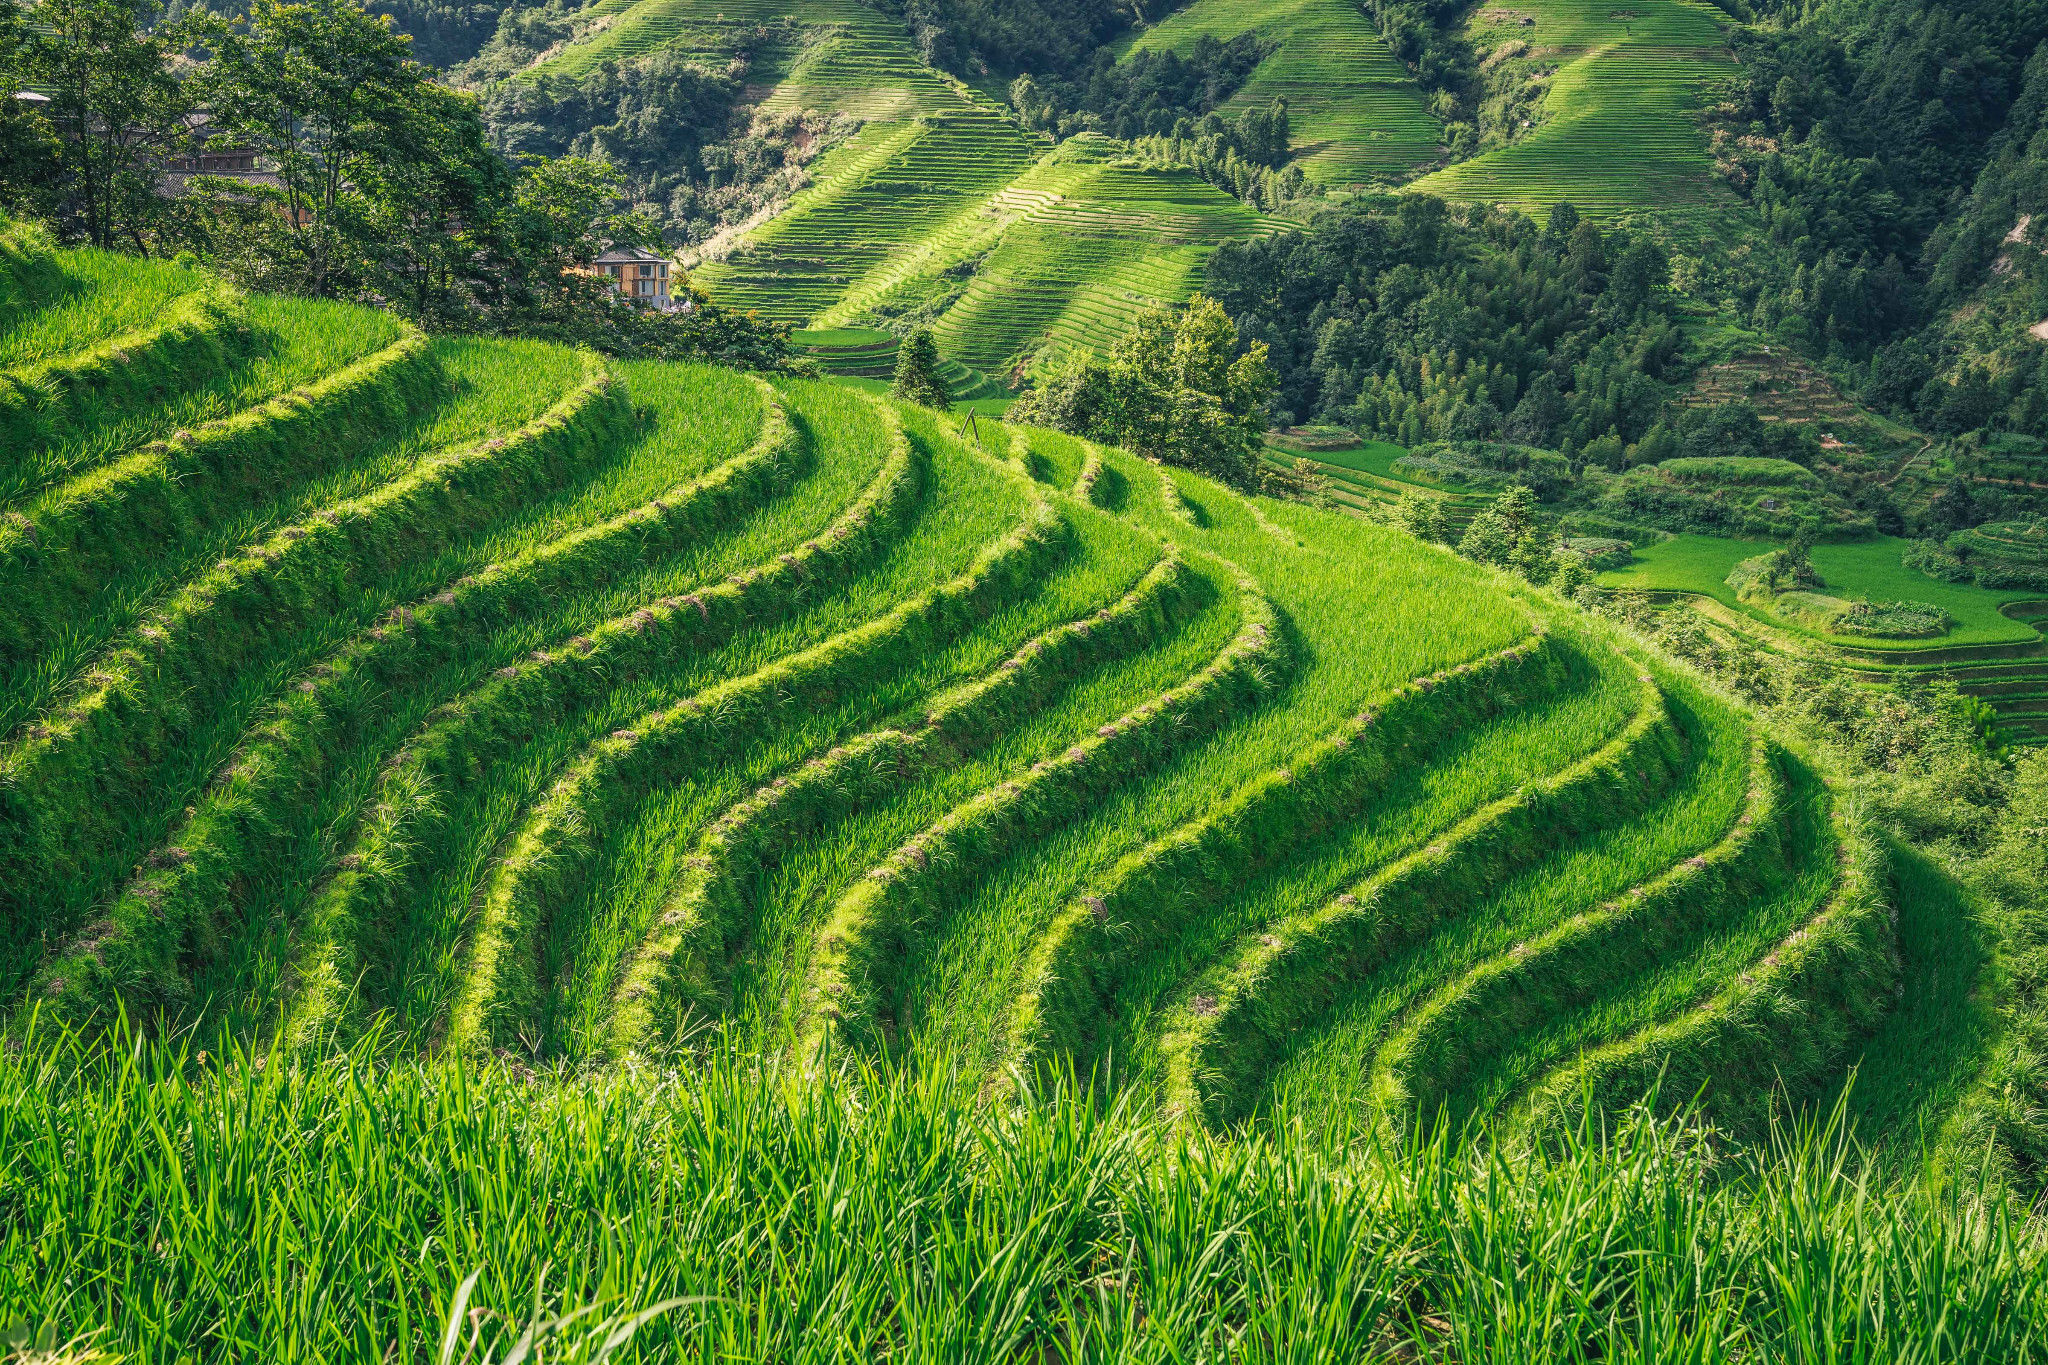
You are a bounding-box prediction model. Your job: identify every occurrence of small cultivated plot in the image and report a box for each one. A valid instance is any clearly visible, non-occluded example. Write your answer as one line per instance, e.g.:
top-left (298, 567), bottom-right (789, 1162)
top-left (1601, 532), bottom-right (2048, 746)
top-left (1411, 0), bottom-right (1738, 222)
top-left (1601, 534), bottom-right (2047, 649)
top-left (1263, 436), bottom-right (1491, 526)
top-left (1121, 0), bottom-right (1443, 185)
top-left (1592, 455), bottom-right (1875, 539)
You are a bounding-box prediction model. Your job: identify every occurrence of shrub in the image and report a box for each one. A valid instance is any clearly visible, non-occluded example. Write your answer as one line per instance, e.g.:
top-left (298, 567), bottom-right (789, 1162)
top-left (891, 328), bottom-right (951, 410)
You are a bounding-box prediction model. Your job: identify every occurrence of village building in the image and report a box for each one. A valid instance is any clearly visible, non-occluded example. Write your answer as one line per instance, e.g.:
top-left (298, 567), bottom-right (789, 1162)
top-left (591, 246), bottom-right (680, 309)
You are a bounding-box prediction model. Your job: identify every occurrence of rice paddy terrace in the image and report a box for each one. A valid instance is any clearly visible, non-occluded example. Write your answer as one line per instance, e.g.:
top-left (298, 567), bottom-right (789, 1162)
top-left (2, 229), bottom-right (1931, 1146)
top-left (703, 127), bottom-right (1284, 380)
top-left (1120, 0), bottom-right (1445, 186)
top-left (1410, 0), bottom-right (1740, 225)
top-left (527, 1), bottom-right (1300, 376)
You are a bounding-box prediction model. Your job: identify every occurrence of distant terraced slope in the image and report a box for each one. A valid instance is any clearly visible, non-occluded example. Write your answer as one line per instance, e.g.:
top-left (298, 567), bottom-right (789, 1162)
top-left (535, 0), bottom-right (962, 117)
top-left (833, 137), bottom-right (1291, 379)
top-left (1411, 0), bottom-right (1737, 223)
top-left (1124, 0), bottom-right (1444, 185)
top-left (535, 1), bottom-right (1298, 374)
top-left (0, 235), bottom-right (1933, 1148)
top-left (532, 0), bottom-right (1049, 337)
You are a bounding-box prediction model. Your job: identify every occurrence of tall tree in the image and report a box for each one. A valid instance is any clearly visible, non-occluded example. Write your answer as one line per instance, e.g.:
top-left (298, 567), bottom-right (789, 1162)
top-left (4, 0), bottom-right (190, 251)
top-left (892, 328), bottom-right (952, 410)
top-left (191, 0), bottom-right (419, 296)
top-left (1012, 293), bottom-right (1275, 490)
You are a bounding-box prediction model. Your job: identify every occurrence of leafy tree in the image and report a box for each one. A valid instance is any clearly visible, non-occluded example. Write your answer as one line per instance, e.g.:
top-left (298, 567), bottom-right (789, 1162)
top-left (892, 328), bottom-right (951, 410)
top-left (1009, 32), bottom-right (1271, 141)
top-left (495, 154), bottom-right (655, 308)
top-left (1017, 294), bottom-right (1273, 490)
top-left (1207, 197), bottom-right (1685, 452)
top-left (4, 0), bottom-right (191, 251)
top-left (1458, 484), bottom-right (1546, 578)
top-left (1260, 455), bottom-right (1331, 507)
top-left (191, 0), bottom-right (424, 296)
top-left (348, 79), bottom-right (510, 322)
top-left (1548, 546), bottom-right (1594, 598)
top-left (1392, 490), bottom-right (1453, 543)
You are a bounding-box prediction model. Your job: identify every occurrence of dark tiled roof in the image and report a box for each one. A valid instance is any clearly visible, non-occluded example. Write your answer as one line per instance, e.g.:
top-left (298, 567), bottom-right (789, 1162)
top-left (593, 247), bottom-right (668, 265)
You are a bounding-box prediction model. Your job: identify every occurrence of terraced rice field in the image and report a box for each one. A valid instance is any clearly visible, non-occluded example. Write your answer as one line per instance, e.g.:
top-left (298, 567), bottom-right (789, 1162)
top-left (0, 237), bottom-right (1911, 1150)
top-left (1601, 535), bottom-right (2048, 746)
top-left (789, 327), bottom-right (1008, 403)
top-left (1266, 438), bottom-right (1493, 531)
top-left (1411, 0), bottom-right (1738, 222)
top-left (912, 139), bottom-right (1290, 376)
top-left (534, 0), bottom-right (964, 120)
top-left (1123, 0), bottom-right (1443, 185)
top-left (695, 105), bottom-right (1044, 323)
top-left (713, 136), bottom-right (1282, 378)
top-left (548, 3), bottom-right (1290, 369)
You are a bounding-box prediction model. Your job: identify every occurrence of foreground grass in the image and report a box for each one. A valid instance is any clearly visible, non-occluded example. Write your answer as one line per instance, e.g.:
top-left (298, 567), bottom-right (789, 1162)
top-left (0, 1026), bottom-right (2041, 1364)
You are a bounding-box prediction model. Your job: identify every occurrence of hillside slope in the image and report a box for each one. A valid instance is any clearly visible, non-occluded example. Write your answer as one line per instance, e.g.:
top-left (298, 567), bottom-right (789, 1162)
top-left (0, 239), bottom-right (1919, 1146)
top-left (531, 0), bottom-right (1416, 376)
top-left (1122, 0), bottom-right (1445, 186)
top-left (1409, 0), bottom-right (1738, 224)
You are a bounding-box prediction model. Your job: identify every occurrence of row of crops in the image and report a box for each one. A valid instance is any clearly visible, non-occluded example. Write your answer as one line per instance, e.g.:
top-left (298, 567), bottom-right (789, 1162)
top-left (919, 141), bottom-right (1291, 375)
top-left (706, 133), bottom-right (1287, 379)
top-left (0, 232), bottom-right (1917, 1162)
top-left (1412, 0), bottom-right (1737, 222)
top-left (532, 0), bottom-right (965, 118)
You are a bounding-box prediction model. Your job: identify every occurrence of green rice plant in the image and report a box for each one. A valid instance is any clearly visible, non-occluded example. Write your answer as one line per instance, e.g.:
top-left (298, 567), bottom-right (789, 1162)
top-left (1009, 625), bottom-right (1561, 1081)
top-left (802, 570), bottom-right (1288, 1059)
top-left (24, 379), bottom-right (796, 1029)
top-left (168, 372), bottom-right (864, 1042)
top-left (606, 543), bottom-right (1205, 1058)
top-left (1162, 656), bottom-right (1683, 1128)
top-left (0, 351), bottom-right (624, 993)
top-left (714, 516), bottom-right (1247, 1057)
top-left (1524, 798), bottom-right (1898, 1141)
top-left (0, 294), bottom-right (401, 518)
top-left (1459, 754), bottom-right (1839, 1130)
top-left (0, 246), bottom-right (211, 371)
top-left (1, 1022), bottom-right (2042, 1363)
top-left (376, 401), bottom-right (1055, 1046)
top-left (0, 217), bottom-right (71, 329)
top-left (881, 456), bottom-right (1530, 1073)
top-left (447, 498), bottom-right (1072, 1055)
top-left (1376, 732), bottom-right (1784, 1129)
top-left (0, 325), bottom-right (436, 676)
top-left (280, 402), bottom-right (925, 1049)
top-left (0, 282), bottom-right (251, 466)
